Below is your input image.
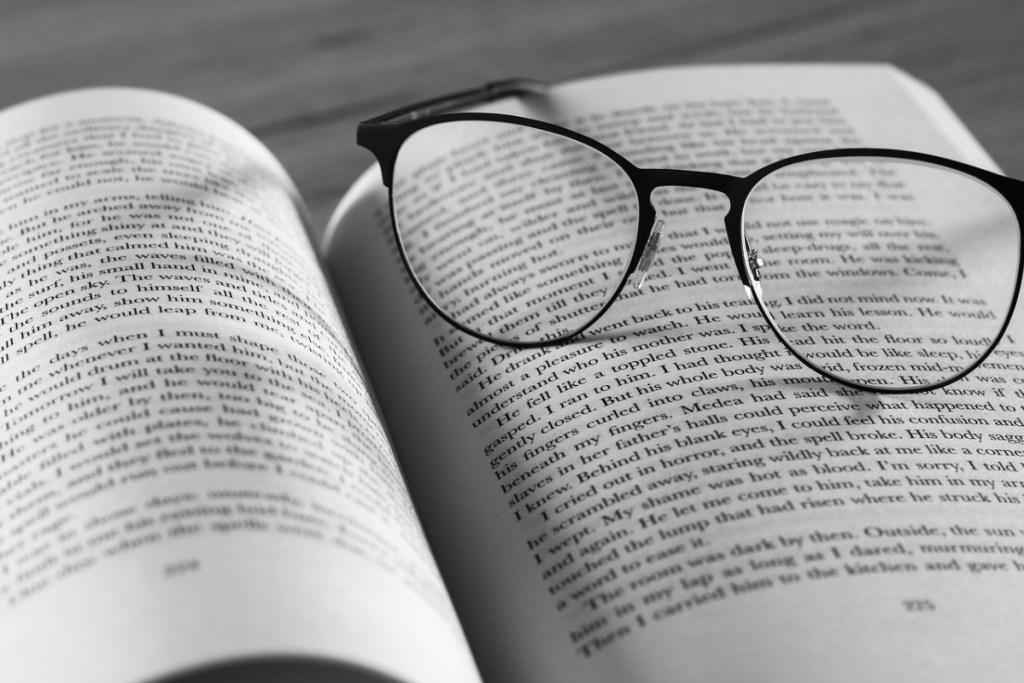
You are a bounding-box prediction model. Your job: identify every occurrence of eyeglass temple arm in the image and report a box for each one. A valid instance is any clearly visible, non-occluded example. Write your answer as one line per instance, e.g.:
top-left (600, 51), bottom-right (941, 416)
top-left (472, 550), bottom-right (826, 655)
top-left (360, 78), bottom-right (550, 125)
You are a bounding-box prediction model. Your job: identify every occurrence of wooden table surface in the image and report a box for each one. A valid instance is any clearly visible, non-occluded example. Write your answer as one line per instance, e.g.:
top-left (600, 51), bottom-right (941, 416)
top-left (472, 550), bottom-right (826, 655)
top-left (2, 0), bottom-right (1022, 242)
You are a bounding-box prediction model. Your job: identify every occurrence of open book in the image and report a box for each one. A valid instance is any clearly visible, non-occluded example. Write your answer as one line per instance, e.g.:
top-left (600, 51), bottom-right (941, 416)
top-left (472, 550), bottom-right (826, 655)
top-left (2, 64), bottom-right (1023, 683)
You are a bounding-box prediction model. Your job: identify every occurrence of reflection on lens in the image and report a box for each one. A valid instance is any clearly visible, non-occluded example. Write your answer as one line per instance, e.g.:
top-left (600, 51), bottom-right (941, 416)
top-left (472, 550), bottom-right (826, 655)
top-left (391, 120), bottom-right (639, 343)
top-left (743, 157), bottom-right (1019, 390)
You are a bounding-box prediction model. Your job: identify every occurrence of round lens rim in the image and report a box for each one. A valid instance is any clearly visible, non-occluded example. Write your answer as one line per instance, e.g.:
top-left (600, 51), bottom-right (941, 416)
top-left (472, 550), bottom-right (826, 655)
top-left (386, 114), bottom-right (653, 347)
top-left (737, 149), bottom-right (1024, 394)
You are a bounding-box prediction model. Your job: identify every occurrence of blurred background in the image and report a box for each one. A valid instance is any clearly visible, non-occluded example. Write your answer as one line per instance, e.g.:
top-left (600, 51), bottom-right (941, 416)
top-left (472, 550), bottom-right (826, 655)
top-left (2, 0), bottom-right (1022, 241)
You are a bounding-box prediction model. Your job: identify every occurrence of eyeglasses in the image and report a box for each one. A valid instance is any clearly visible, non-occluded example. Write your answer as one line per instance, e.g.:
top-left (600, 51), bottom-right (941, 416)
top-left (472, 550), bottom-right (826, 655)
top-left (358, 79), bottom-right (1024, 394)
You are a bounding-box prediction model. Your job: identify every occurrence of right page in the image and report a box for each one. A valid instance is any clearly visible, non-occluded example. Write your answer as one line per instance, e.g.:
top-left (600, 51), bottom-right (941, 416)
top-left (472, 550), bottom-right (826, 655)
top-left (325, 65), bottom-right (1024, 683)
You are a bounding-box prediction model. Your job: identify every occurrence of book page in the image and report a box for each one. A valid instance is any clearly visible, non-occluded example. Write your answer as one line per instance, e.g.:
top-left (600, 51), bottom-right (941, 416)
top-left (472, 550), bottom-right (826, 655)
top-left (326, 65), bottom-right (1024, 683)
top-left (0, 89), bottom-right (479, 683)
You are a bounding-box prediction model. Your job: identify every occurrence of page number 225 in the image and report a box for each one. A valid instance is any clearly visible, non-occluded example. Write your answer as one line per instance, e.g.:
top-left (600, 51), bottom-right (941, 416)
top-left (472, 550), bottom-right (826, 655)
top-left (902, 599), bottom-right (936, 613)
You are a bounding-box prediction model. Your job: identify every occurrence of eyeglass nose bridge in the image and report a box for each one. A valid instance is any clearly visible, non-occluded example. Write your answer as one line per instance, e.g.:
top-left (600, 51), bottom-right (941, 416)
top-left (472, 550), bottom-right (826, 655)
top-left (634, 167), bottom-right (754, 290)
top-left (639, 167), bottom-right (739, 195)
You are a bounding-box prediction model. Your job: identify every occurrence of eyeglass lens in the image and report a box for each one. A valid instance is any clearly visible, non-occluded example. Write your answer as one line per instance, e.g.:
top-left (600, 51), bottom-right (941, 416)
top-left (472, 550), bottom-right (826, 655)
top-left (391, 120), bottom-right (639, 343)
top-left (744, 158), bottom-right (1019, 389)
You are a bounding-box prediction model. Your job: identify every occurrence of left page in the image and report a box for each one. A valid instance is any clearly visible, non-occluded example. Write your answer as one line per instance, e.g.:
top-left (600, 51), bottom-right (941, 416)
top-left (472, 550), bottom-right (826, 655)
top-left (0, 88), bottom-right (479, 683)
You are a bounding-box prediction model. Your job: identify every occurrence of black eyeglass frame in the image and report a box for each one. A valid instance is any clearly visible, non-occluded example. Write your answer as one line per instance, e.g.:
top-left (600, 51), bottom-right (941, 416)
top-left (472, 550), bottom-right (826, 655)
top-left (357, 79), bottom-right (1024, 394)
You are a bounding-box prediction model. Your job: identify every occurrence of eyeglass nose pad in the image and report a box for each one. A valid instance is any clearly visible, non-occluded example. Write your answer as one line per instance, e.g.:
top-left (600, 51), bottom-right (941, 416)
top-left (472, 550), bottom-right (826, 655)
top-left (743, 240), bottom-right (766, 301)
top-left (630, 217), bottom-right (665, 290)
